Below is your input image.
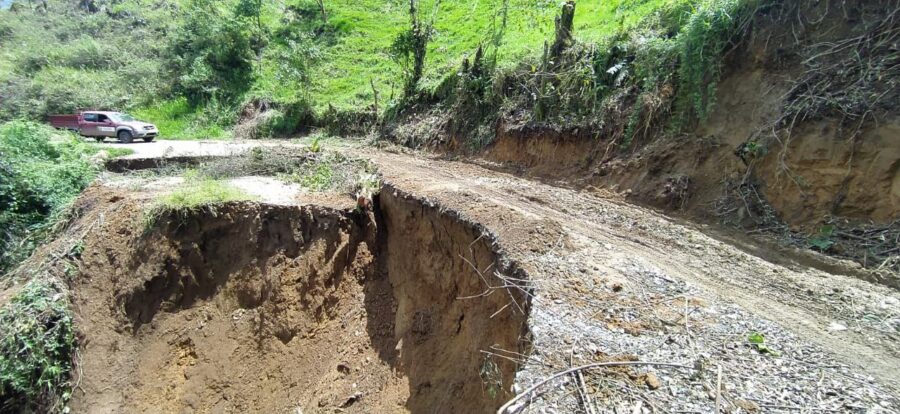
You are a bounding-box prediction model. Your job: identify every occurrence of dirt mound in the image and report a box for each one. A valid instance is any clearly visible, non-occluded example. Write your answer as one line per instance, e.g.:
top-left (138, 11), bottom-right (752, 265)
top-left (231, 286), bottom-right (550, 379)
top-left (70, 188), bottom-right (529, 413)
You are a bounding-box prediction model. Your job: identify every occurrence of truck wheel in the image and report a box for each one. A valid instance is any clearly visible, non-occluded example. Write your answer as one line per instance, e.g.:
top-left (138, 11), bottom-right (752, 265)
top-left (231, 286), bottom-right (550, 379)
top-left (143, 136), bottom-right (155, 142)
top-left (117, 130), bottom-right (134, 143)
top-left (95, 137), bottom-right (104, 142)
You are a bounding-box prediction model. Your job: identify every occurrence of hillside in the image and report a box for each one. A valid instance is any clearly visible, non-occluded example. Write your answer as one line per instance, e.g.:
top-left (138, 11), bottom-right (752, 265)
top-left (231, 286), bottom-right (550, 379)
top-left (0, 0), bottom-right (714, 136)
top-left (0, 1), bottom-right (898, 413)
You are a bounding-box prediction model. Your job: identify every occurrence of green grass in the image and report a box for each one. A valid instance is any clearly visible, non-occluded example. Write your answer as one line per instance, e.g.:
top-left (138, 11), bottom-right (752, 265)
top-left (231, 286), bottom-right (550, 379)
top-left (300, 0), bottom-right (687, 111)
top-left (132, 98), bottom-right (231, 140)
top-left (143, 170), bottom-right (255, 229)
top-left (155, 170), bottom-right (253, 210)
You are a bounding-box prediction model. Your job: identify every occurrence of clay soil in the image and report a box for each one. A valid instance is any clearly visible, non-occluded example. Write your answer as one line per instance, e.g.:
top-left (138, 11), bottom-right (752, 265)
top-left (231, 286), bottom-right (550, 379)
top-left (69, 186), bottom-right (528, 413)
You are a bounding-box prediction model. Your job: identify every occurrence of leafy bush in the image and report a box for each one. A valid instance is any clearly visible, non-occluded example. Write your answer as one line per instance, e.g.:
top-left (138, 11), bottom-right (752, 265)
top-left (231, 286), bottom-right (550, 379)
top-left (0, 121), bottom-right (105, 272)
top-left (0, 279), bottom-right (75, 413)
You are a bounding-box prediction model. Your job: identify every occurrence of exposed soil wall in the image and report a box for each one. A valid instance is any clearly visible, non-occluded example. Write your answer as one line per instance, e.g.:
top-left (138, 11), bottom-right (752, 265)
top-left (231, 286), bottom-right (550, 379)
top-left (379, 184), bottom-right (530, 413)
top-left (70, 189), bottom-right (529, 413)
top-left (484, 14), bottom-right (900, 232)
top-left (396, 1), bottom-right (899, 236)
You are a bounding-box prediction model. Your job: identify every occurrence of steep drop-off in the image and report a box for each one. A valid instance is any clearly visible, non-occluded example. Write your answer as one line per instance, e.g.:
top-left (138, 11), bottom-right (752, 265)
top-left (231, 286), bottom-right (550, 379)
top-left (70, 187), bottom-right (529, 413)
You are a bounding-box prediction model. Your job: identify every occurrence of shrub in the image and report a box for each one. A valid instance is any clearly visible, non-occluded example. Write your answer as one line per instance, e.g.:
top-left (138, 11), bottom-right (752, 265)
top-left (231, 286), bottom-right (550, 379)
top-left (0, 279), bottom-right (75, 413)
top-left (0, 121), bottom-right (105, 272)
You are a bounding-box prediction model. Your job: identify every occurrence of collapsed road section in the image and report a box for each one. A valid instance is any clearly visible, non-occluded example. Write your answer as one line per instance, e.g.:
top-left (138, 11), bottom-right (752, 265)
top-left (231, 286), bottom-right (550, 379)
top-left (69, 183), bottom-right (530, 413)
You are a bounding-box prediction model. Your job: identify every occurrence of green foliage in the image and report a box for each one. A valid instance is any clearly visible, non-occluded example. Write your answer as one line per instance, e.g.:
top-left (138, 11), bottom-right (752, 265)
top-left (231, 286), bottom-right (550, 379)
top-left (0, 121), bottom-right (111, 272)
top-left (165, 0), bottom-right (256, 104)
top-left (437, 0), bottom-right (764, 150)
top-left (277, 150), bottom-right (378, 193)
top-left (297, 161), bottom-right (334, 191)
top-left (0, 279), bottom-right (75, 413)
top-left (309, 135), bottom-right (322, 153)
top-left (132, 98), bottom-right (232, 140)
top-left (390, 0), bottom-right (444, 98)
top-left (0, 0), bottom-right (171, 121)
top-left (674, 0), bottom-right (756, 122)
top-left (747, 331), bottom-right (778, 355)
top-left (809, 224), bottom-right (836, 251)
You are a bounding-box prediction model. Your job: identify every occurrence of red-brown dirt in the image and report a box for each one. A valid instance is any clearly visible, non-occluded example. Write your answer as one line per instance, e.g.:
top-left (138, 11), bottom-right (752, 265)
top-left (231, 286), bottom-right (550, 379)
top-left (69, 187), bottom-right (529, 413)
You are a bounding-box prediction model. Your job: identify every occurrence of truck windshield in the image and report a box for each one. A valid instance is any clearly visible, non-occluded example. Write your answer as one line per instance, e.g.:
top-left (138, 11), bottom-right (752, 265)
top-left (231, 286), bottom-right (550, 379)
top-left (108, 113), bottom-right (136, 122)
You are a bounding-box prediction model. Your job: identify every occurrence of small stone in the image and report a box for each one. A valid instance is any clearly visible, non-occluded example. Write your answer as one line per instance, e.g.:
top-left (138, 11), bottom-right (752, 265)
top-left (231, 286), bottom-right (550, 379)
top-left (645, 373), bottom-right (662, 390)
top-left (734, 399), bottom-right (759, 412)
top-left (827, 322), bottom-right (848, 332)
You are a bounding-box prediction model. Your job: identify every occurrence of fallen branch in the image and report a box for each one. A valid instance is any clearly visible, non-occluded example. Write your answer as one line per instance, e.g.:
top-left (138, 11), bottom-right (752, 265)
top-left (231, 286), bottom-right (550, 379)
top-left (497, 361), bottom-right (695, 414)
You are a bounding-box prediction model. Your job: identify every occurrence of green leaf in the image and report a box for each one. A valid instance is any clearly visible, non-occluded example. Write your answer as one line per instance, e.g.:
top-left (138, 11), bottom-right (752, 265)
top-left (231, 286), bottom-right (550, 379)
top-left (809, 237), bottom-right (834, 251)
top-left (747, 331), bottom-right (778, 355)
top-left (747, 332), bottom-right (765, 344)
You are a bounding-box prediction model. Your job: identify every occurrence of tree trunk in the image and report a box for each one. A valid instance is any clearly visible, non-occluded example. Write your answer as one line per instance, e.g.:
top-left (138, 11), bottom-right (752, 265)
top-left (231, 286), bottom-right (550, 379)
top-left (316, 0), bottom-right (327, 23)
top-left (550, 0), bottom-right (575, 59)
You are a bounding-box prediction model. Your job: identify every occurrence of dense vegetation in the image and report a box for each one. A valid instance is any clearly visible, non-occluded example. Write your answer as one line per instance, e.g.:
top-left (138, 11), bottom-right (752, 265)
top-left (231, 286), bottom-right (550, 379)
top-left (0, 279), bottom-right (75, 413)
top-left (0, 0), bottom-right (754, 140)
top-left (0, 122), bottom-right (128, 272)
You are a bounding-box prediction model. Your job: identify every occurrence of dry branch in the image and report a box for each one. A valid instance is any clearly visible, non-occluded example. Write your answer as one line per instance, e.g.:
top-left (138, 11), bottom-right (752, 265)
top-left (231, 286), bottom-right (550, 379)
top-left (497, 361), bottom-right (695, 414)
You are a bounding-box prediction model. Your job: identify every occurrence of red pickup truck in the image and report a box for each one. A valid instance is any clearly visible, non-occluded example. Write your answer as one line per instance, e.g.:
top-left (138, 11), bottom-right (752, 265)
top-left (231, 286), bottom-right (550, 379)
top-left (49, 111), bottom-right (159, 143)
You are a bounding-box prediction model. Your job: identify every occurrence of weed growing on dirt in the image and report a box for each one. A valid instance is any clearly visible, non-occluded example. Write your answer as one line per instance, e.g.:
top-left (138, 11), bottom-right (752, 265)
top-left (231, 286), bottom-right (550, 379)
top-left (0, 279), bottom-right (75, 413)
top-left (296, 161), bottom-right (334, 191)
top-left (747, 331), bottom-right (778, 356)
top-left (160, 171), bottom-right (252, 208)
top-left (479, 355), bottom-right (503, 399)
top-left (143, 170), bottom-right (255, 230)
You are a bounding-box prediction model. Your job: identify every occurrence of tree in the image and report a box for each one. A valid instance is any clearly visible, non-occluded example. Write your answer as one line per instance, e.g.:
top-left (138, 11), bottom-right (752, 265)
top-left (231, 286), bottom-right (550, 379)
top-left (550, 0), bottom-right (575, 60)
top-left (390, 0), bottom-right (441, 98)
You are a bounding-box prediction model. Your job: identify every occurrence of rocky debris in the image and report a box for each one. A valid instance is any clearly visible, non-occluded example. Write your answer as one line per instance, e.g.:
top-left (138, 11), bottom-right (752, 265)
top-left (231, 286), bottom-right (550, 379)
top-left (507, 235), bottom-right (899, 413)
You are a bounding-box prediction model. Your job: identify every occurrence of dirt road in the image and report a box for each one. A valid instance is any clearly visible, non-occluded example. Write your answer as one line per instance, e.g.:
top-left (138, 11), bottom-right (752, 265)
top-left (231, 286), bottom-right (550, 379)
top-left (358, 148), bottom-right (900, 411)
top-left (101, 139), bottom-right (900, 411)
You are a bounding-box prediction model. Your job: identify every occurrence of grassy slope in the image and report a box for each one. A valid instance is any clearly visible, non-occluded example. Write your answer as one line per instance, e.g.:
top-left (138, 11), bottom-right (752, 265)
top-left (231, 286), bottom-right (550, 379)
top-left (264, 0), bottom-right (682, 111)
top-left (1, 0), bottom-right (686, 137)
